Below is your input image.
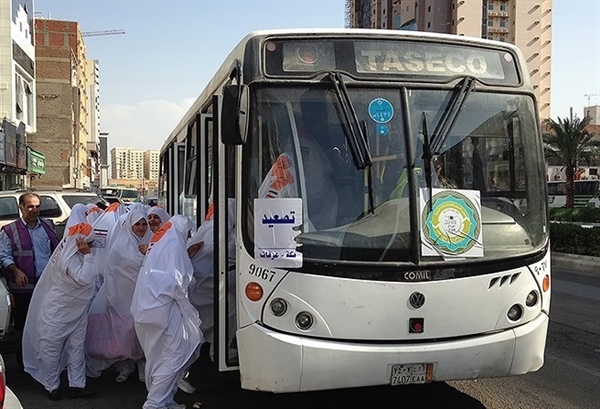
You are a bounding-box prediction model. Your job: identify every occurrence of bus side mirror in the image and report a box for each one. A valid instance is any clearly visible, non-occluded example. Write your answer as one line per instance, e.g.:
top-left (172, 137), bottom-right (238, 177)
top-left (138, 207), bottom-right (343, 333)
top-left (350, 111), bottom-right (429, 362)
top-left (221, 84), bottom-right (249, 145)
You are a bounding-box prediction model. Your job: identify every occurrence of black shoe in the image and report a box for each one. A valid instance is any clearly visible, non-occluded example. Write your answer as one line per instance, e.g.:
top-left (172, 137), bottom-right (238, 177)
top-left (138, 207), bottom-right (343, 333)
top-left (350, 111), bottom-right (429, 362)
top-left (68, 387), bottom-right (95, 399)
top-left (47, 389), bottom-right (61, 401)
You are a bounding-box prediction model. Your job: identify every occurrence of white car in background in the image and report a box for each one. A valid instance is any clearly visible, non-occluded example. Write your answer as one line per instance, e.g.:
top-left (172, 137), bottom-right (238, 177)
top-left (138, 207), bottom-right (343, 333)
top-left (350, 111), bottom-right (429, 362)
top-left (0, 189), bottom-right (108, 239)
top-left (0, 354), bottom-right (23, 409)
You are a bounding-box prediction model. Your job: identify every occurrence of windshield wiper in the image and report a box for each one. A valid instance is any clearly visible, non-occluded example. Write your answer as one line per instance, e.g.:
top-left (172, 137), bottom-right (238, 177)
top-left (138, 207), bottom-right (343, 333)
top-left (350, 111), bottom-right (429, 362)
top-left (328, 72), bottom-right (372, 170)
top-left (327, 71), bottom-right (374, 214)
top-left (420, 112), bottom-right (434, 212)
top-left (429, 76), bottom-right (476, 155)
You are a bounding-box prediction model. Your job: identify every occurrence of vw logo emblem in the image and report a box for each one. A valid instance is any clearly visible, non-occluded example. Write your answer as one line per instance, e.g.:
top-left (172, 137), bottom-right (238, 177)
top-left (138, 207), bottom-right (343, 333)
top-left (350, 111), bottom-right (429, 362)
top-left (409, 292), bottom-right (425, 309)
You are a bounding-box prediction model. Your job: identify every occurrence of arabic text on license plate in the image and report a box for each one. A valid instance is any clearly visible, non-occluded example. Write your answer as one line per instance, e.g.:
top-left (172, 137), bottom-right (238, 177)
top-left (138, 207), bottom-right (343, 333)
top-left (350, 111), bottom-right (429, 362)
top-left (390, 363), bottom-right (433, 385)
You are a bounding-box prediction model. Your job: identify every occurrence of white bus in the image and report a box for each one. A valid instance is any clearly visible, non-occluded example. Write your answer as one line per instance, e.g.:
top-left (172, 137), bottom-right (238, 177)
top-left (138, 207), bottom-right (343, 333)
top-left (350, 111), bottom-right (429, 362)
top-left (159, 29), bottom-right (550, 393)
top-left (547, 179), bottom-right (600, 208)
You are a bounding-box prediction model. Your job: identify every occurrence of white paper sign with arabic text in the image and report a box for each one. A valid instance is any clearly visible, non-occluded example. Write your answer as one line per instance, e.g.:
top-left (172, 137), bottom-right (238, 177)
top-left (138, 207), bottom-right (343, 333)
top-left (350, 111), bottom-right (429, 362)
top-left (254, 198), bottom-right (302, 268)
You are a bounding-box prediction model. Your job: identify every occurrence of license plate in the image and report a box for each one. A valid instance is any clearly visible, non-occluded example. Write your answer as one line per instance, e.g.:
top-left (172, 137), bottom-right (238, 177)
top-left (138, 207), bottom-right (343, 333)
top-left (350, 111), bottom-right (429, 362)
top-left (390, 363), bottom-right (434, 385)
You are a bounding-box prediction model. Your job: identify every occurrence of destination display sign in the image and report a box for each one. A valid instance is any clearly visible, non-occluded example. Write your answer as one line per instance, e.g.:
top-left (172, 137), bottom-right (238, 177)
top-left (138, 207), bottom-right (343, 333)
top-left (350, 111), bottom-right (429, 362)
top-left (354, 41), bottom-right (515, 81)
top-left (266, 37), bottom-right (520, 85)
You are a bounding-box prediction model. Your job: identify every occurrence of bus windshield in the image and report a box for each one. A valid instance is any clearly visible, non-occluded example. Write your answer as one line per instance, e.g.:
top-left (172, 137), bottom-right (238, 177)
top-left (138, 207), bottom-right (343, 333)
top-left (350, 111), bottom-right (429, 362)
top-left (244, 84), bottom-right (547, 263)
top-left (121, 189), bottom-right (139, 200)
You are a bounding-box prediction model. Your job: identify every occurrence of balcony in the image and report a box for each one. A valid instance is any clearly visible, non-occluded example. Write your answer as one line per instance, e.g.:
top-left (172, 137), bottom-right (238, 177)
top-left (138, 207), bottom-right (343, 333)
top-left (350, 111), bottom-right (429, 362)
top-left (488, 27), bottom-right (509, 33)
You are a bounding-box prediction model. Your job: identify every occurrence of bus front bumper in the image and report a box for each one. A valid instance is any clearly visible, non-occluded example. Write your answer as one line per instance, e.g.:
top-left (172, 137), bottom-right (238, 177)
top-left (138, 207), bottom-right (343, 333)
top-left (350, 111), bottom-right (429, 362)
top-left (236, 313), bottom-right (548, 393)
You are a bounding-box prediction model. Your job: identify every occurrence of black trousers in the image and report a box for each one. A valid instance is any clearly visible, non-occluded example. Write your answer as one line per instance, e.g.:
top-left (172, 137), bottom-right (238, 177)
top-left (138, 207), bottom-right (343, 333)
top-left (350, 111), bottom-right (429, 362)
top-left (11, 291), bottom-right (33, 331)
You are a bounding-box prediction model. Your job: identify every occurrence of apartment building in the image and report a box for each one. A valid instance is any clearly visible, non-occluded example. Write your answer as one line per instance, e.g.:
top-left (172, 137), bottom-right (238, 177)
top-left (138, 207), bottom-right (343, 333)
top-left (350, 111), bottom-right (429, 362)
top-left (143, 150), bottom-right (159, 180)
top-left (346, 0), bottom-right (553, 120)
top-left (111, 147), bottom-right (143, 179)
top-left (32, 18), bottom-right (96, 190)
top-left (109, 147), bottom-right (159, 195)
top-left (0, 0), bottom-right (46, 190)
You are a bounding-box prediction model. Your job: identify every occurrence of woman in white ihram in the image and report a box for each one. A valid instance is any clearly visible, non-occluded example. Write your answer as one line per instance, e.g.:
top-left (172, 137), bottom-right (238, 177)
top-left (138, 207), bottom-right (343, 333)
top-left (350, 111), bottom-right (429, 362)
top-left (22, 204), bottom-right (98, 401)
top-left (85, 208), bottom-right (152, 383)
top-left (131, 215), bottom-right (203, 409)
top-left (145, 206), bottom-right (197, 395)
top-left (147, 206), bottom-right (170, 234)
top-left (88, 201), bottom-right (127, 294)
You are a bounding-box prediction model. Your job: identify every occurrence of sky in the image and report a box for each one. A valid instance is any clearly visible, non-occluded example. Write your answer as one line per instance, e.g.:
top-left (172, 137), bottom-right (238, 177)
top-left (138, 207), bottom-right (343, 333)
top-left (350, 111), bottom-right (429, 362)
top-left (32, 0), bottom-right (600, 152)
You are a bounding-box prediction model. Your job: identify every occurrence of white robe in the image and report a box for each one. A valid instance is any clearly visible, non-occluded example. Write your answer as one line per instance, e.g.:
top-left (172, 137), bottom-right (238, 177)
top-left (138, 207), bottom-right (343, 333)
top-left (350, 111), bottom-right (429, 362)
top-left (22, 214), bottom-right (98, 392)
top-left (90, 202), bottom-right (127, 293)
top-left (86, 209), bottom-right (151, 376)
top-left (131, 215), bottom-right (202, 409)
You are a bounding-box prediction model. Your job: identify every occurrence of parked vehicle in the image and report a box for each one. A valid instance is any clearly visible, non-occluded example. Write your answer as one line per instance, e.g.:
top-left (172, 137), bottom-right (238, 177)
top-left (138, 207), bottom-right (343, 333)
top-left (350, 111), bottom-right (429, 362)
top-left (0, 189), bottom-right (108, 239)
top-left (0, 353), bottom-right (24, 409)
top-left (99, 194), bottom-right (123, 205)
top-left (0, 280), bottom-right (23, 408)
top-left (0, 277), bottom-right (19, 360)
top-left (100, 186), bottom-right (140, 203)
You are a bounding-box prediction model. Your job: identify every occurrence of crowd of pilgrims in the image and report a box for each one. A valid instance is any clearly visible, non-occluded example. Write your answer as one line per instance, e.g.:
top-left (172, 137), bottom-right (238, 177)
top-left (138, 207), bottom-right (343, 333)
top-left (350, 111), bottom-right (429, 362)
top-left (21, 200), bottom-right (220, 409)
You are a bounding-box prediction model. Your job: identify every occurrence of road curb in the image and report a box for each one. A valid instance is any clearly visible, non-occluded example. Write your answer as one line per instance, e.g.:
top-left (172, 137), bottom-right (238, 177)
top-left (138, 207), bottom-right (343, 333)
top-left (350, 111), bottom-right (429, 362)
top-left (551, 252), bottom-right (600, 275)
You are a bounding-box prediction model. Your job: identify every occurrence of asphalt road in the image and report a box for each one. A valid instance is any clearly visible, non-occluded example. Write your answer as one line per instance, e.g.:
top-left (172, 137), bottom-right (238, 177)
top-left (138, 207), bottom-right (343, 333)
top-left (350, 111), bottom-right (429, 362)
top-left (4, 263), bottom-right (599, 409)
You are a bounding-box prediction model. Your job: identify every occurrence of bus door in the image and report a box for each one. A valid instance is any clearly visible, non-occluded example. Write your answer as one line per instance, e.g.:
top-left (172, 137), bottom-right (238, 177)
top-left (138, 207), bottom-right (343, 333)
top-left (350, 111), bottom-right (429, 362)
top-left (211, 95), bottom-right (239, 372)
top-left (181, 113), bottom-right (212, 230)
top-left (162, 142), bottom-right (185, 216)
top-left (197, 113), bottom-right (212, 227)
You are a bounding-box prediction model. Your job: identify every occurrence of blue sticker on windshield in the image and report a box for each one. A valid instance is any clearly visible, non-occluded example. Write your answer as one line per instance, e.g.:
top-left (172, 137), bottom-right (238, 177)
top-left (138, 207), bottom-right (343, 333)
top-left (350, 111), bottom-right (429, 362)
top-left (368, 98), bottom-right (394, 124)
top-left (376, 124), bottom-right (389, 136)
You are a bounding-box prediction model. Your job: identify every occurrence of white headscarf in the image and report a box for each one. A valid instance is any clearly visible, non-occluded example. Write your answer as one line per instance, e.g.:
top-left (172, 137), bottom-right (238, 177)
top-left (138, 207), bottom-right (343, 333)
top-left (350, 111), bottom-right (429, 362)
top-left (147, 206), bottom-right (170, 224)
top-left (127, 202), bottom-right (147, 213)
top-left (58, 203), bottom-right (97, 273)
top-left (142, 215), bottom-right (192, 278)
top-left (85, 203), bottom-right (104, 224)
top-left (66, 203), bottom-right (89, 230)
top-left (106, 209), bottom-right (152, 308)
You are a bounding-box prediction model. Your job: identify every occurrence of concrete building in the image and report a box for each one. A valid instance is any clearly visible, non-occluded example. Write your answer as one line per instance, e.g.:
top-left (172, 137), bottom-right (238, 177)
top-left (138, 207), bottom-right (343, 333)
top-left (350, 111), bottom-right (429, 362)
top-left (86, 58), bottom-right (101, 190)
top-left (143, 149), bottom-right (159, 180)
top-left (346, 0), bottom-right (553, 120)
top-left (110, 147), bottom-right (143, 180)
top-left (108, 147), bottom-right (159, 196)
top-left (32, 18), bottom-right (94, 190)
top-left (0, 0), bottom-right (45, 189)
top-left (584, 105), bottom-right (600, 126)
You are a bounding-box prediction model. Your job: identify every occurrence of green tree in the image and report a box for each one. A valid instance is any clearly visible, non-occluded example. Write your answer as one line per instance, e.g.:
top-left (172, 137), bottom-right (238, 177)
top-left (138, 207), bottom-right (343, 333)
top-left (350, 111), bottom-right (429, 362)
top-left (543, 115), bottom-right (599, 208)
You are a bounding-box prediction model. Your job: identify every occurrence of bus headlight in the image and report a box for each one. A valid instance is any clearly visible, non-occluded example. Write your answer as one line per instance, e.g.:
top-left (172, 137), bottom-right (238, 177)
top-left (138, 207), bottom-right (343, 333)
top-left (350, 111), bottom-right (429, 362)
top-left (295, 311), bottom-right (314, 330)
top-left (525, 290), bottom-right (539, 307)
top-left (270, 298), bottom-right (287, 316)
top-left (507, 304), bottom-right (523, 321)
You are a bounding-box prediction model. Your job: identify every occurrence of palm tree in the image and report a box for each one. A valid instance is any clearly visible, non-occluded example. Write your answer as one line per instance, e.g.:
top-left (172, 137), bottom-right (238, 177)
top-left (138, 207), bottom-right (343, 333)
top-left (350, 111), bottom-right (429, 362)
top-left (543, 115), bottom-right (600, 208)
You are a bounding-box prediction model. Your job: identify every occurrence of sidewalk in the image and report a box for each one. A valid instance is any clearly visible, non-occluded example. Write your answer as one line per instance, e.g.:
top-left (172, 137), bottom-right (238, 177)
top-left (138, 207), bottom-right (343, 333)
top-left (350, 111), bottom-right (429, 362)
top-left (551, 252), bottom-right (600, 275)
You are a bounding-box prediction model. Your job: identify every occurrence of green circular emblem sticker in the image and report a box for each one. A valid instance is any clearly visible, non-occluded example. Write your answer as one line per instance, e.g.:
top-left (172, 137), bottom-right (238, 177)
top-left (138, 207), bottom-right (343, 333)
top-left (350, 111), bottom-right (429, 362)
top-left (422, 191), bottom-right (481, 255)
